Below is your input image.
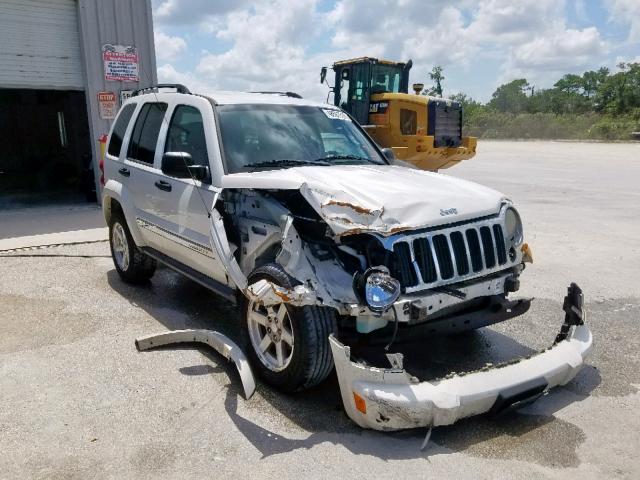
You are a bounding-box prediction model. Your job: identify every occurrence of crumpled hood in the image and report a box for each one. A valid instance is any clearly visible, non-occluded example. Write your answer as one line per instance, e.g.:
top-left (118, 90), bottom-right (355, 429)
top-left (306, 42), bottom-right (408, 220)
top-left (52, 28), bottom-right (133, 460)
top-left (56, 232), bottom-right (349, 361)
top-left (222, 165), bottom-right (506, 236)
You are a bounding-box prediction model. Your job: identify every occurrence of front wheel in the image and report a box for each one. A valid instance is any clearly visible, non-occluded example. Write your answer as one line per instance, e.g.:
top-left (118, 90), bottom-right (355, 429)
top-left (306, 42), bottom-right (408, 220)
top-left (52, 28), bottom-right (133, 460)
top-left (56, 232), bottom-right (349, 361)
top-left (242, 263), bottom-right (337, 392)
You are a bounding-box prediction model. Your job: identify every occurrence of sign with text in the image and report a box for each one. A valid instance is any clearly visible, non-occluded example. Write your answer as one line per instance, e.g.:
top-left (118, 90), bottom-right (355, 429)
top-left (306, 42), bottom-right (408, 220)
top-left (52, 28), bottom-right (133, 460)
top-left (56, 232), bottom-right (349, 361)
top-left (97, 91), bottom-right (117, 120)
top-left (102, 44), bottom-right (139, 82)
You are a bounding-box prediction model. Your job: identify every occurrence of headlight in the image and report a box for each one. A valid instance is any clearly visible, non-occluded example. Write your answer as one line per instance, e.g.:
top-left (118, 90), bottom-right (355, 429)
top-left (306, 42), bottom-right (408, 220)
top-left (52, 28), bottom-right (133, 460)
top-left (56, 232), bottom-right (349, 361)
top-left (353, 267), bottom-right (401, 313)
top-left (505, 207), bottom-right (523, 245)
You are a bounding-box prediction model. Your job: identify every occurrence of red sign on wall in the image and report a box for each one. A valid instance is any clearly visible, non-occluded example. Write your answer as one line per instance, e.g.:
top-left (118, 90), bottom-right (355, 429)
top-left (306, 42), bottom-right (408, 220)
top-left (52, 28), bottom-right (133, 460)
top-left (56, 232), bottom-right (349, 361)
top-left (97, 91), bottom-right (117, 120)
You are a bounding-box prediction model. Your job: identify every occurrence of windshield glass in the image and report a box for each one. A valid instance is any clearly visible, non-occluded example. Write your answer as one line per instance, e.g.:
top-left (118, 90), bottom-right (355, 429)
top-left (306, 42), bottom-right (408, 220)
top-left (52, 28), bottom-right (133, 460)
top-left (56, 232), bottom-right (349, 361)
top-left (217, 104), bottom-right (385, 173)
top-left (370, 65), bottom-right (402, 94)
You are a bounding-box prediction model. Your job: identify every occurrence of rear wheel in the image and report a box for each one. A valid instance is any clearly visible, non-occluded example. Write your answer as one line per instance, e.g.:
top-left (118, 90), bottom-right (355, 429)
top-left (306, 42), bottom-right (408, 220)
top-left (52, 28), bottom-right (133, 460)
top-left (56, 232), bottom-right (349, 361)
top-left (242, 263), bottom-right (337, 392)
top-left (109, 211), bottom-right (156, 284)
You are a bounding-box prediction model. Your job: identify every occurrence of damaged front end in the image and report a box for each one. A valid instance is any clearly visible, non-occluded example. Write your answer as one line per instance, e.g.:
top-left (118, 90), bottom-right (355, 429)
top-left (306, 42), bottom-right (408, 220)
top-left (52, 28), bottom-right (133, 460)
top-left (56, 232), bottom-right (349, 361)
top-left (329, 283), bottom-right (592, 430)
top-left (208, 171), bottom-right (592, 430)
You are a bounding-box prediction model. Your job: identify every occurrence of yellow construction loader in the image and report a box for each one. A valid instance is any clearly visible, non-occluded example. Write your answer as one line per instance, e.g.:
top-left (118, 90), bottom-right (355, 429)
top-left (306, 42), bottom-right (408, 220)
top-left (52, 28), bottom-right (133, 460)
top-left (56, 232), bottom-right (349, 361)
top-left (321, 57), bottom-right (476, 171)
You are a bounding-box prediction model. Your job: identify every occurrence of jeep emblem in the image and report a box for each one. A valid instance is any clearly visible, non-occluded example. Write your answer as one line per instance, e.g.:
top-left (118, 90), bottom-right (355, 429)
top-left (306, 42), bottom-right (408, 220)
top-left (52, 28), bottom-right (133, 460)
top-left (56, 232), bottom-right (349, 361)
top-left (440, 208), bottom-right (458, 216)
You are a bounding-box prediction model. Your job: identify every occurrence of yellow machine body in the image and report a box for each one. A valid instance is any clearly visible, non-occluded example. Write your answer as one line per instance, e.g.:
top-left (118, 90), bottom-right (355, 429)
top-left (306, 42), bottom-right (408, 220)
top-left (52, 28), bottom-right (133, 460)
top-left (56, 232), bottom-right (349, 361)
top-left (367, 93), bottom-right (477, 171)
top-left (325, 57), bottom-right (477, 171)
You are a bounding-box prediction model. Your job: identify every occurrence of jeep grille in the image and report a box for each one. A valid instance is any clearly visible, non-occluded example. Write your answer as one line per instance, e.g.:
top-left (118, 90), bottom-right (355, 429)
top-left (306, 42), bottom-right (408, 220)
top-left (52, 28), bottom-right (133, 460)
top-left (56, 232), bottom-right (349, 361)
top-left (392, 220), bottom-right (510, 292)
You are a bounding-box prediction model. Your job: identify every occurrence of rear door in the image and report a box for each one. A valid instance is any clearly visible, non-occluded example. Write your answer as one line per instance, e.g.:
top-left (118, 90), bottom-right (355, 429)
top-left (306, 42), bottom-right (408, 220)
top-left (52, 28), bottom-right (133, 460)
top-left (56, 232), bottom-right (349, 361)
top-left (123, 101), bottom-right (169, 250)
top-left (104, 102), bottom-right (137, 189)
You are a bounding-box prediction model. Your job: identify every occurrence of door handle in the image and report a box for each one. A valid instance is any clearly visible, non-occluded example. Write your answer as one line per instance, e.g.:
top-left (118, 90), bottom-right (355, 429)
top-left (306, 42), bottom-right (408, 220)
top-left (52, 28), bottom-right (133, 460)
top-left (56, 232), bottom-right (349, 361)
top-left (154, 180), bottom-right (172, 192)
top-left (118, 167), bottom-right (130, 177)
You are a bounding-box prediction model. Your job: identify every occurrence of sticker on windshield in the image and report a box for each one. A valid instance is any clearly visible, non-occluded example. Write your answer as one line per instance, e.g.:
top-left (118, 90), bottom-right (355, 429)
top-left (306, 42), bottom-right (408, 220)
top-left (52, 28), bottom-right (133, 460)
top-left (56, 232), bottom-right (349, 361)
top-left (322, 108), bottom-right (351, 121)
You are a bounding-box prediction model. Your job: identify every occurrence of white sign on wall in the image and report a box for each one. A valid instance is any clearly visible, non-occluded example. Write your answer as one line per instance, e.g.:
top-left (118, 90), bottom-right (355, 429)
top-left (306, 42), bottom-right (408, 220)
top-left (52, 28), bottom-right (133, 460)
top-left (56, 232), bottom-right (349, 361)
top-left (120, 90), bottom-right (134, 104)
top-left (102, 44), bottom-right (139, 82)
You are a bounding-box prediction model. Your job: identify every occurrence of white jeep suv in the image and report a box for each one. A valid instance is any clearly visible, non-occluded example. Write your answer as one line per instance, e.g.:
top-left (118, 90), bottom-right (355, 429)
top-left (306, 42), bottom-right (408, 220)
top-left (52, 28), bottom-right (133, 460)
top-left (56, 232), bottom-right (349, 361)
top-left (102, 85), bottom-right (530, 393)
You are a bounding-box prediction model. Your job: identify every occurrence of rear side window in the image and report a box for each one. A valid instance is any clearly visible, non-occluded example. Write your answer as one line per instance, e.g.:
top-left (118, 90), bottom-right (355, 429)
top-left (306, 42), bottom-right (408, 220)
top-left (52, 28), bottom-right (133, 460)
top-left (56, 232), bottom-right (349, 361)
top-left (107, 104), bottom-right (136, 157)
top-left (127, 103), bottom-right (168, 164)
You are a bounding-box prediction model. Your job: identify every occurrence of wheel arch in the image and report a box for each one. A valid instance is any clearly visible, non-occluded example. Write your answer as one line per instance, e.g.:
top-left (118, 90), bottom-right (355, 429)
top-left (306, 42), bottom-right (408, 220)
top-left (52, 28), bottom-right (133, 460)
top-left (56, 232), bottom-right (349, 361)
top-left (102, 182), bottom-right (146, 247)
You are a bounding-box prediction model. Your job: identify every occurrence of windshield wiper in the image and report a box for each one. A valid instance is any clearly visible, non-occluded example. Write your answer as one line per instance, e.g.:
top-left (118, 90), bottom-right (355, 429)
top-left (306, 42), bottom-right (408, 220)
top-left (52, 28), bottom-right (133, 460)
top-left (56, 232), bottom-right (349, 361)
top-left (246, 159), bottom-right (330, 172)
top-left (315, 154), bottom-right (384, 165)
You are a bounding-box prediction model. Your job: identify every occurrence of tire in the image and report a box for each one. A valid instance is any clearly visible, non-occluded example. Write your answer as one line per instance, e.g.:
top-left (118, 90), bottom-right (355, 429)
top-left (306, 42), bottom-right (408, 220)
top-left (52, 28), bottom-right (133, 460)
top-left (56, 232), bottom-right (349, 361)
top-left (109, 211), bottom-right (156, 284)
top-left (242, 263), bottom-right (337, 392)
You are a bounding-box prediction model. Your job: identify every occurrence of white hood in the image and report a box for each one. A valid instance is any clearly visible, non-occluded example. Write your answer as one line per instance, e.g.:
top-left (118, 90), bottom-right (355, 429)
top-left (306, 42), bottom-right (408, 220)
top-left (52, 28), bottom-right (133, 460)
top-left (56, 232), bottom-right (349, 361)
top-left (222, 165), bottom-right (506, 236)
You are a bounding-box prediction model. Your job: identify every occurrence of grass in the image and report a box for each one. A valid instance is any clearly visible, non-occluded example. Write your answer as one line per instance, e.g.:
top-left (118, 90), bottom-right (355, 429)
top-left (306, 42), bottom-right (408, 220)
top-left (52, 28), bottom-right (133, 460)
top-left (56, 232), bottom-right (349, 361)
top-left (464, 112), bottom-right (640, 141)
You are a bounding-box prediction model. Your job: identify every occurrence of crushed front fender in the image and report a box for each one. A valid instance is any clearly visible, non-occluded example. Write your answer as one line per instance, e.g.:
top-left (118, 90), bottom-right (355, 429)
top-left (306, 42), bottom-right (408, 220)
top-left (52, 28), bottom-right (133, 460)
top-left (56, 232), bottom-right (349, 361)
top-left (329, 283), bottom-right (593, 430)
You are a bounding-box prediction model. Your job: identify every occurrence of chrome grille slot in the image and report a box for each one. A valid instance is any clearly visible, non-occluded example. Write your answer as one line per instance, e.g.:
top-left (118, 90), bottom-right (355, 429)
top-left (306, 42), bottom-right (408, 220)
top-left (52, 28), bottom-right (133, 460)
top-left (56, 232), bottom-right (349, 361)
top-left (450, 231), bottom-right (469, 275)
top-left (413, 237), bottom-right (437, 283)
top-left (493, 224), bottom-right (507, 265)
top-left (465, 228), bottom-right (483, 272)
top-left (393, 241), bottom-right (417, 287)
top-left (480, 226), bottom-right (496, 268)
top-left (432, 234), bottom-right (454, 279)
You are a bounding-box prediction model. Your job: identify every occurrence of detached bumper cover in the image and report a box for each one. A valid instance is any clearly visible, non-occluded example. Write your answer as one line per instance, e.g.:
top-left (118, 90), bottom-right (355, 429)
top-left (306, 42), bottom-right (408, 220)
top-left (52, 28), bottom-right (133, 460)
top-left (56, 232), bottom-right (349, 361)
top-left (330, 325), bottom-right (591, 430)
top-left (330, 283), bottom-right (592, 430)
top-left (135, 329), bottom-right (256, 400)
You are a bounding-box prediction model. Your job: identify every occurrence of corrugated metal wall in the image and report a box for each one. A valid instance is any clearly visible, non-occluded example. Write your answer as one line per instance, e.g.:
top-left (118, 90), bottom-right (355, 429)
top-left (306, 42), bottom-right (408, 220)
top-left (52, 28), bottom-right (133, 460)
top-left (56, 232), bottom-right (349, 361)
top-left (0, 0), bottom-right (84, 90)
top-left (0, 0), bottom-right (157, 201)
top-left (77, 0), bottom-right (157, 200)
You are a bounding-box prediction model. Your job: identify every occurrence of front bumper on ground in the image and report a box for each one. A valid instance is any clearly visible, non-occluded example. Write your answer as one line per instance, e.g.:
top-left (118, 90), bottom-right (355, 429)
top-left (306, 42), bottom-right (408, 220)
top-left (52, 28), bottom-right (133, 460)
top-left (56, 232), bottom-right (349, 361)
top-left (330, 283), bottom-right (592, 430)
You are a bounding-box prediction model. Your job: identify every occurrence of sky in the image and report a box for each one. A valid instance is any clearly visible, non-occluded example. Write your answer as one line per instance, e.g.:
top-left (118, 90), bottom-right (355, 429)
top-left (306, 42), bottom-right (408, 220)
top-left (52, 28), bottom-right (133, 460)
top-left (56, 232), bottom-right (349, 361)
top-left (151, 0), bottom-right (640, 103)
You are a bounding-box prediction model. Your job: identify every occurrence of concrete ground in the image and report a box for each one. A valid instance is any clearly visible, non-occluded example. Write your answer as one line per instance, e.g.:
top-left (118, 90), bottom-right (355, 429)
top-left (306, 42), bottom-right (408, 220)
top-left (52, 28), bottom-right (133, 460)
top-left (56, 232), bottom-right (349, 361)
top-left (1, 140), bottom-right (638, 479)
top-left (0, 202), bottom-right (105, 240)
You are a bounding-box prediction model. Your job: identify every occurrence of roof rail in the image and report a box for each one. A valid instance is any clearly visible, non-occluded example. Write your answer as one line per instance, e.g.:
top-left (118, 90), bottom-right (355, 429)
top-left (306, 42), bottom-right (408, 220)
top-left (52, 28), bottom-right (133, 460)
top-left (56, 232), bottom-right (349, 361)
top-left (132, 84), bottom-right (191, 96)
top-left (251, 91), bottom-right (303, 99)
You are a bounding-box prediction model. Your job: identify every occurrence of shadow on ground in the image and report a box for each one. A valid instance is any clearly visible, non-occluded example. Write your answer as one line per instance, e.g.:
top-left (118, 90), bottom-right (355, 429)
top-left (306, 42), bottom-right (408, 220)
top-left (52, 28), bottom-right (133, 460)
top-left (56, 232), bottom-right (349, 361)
top-left (107, 267), bottom-right (607, 466)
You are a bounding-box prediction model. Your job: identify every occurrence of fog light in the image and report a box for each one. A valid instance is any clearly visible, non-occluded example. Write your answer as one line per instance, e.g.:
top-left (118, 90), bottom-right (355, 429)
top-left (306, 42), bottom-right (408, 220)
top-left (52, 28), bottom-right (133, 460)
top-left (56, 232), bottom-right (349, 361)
top-left (354, 267), bottom-right (401, 313)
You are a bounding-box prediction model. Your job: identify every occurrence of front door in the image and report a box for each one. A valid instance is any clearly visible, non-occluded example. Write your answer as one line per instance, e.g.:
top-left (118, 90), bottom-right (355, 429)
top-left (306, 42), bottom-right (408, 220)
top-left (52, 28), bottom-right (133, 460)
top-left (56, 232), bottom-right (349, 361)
top-left (154, 101), bottom-right (230, 285)
top-left (346, 63), bottom-right (371, 125)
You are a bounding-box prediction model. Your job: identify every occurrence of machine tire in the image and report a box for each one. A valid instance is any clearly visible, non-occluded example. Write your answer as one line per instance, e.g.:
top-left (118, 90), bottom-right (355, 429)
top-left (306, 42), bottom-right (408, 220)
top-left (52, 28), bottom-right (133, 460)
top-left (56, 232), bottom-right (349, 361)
top-left (242, 263), bottom-right (337, 392)
top-left (108, 211), bottom-right (156, 284)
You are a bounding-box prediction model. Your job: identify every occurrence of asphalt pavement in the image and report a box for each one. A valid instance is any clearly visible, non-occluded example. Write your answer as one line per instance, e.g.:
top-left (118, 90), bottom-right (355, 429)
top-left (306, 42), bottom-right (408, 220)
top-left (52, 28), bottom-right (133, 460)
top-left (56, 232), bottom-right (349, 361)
top-left (0, 140), bottom-right (638, 479)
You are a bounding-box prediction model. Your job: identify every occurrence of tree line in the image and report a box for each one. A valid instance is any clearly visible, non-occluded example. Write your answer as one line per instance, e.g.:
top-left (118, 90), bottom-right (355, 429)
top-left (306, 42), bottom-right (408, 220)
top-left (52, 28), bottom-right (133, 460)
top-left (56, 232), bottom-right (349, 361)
top-left (424, 64), bottom-right (640, 140)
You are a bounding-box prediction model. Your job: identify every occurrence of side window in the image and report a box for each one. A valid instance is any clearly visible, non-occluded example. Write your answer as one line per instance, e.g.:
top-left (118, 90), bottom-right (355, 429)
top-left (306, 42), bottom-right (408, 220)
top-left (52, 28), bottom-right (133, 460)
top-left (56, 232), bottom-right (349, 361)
top-left (164, 105), bottom-right (209, 168)
top-left (400, 109), bottom-right (417, 135)
top-left (127, 102), bottom-right (168, 164)
top-left (339, 69), bottom-right (350, 110)
top-left (107, 104), bottom-right (136, 157)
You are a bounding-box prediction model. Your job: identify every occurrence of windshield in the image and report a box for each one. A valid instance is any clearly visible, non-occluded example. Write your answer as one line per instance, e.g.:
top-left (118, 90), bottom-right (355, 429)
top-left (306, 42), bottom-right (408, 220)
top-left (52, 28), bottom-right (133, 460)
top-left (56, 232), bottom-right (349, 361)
top-left (370, 65), bottom-right (402, 94)
top-left (217, 104), bottom-right (385, 173)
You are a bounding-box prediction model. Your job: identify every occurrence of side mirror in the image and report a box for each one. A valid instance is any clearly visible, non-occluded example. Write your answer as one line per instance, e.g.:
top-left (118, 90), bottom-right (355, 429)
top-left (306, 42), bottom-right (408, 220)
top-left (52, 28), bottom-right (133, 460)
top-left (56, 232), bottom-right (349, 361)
top-left (341, 69), bottom-right (350, 80)
top-left (187, 164), bottom-right (209, 181)
top-left (162, 151), bottom-right (192, 178)
top-left (320, 67), bottom-right (327, 84)
top-left (381, 147), bottom-right (396, 163)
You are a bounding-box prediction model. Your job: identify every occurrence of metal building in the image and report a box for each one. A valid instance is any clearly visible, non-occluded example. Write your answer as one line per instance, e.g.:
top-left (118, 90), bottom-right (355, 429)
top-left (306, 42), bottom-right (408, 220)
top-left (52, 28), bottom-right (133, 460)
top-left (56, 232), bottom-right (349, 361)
top-left (0, 0), bottom-right (157, 205)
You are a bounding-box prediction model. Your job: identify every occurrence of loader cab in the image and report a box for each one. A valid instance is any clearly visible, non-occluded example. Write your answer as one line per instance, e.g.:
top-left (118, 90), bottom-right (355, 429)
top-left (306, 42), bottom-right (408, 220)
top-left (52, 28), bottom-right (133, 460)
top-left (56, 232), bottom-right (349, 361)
top-left (325, 57), bottom-right (412, 125)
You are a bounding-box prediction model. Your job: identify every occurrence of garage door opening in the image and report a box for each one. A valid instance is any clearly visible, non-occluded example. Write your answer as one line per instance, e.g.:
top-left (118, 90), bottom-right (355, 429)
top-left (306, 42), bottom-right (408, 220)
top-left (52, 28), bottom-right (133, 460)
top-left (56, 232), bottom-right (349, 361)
top-left (0, 88), bottom-right (94, 206)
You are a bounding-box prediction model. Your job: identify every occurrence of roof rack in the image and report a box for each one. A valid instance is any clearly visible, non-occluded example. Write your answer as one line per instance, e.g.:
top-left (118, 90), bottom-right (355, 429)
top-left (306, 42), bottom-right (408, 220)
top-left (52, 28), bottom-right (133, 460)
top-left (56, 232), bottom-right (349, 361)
top-left (132, 84), bottom-right (191, 97)
top-left (250, 91), bottom-right (303, 99)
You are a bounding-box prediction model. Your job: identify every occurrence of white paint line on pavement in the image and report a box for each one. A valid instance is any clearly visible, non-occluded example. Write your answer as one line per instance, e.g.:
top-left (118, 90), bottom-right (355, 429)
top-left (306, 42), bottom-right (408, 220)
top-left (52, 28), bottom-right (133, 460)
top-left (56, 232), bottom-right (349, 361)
top-left (0, 228), bottom-right (109, 252)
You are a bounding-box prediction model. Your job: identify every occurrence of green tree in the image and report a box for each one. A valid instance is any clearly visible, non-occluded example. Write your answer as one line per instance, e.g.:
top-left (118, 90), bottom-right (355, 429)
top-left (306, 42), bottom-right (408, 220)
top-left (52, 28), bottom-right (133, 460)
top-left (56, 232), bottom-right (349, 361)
top-left (427, 66), bottom-right (444, 97)
top-left (581, 67), bottom-right (609, 99)
top-left (488, 79), bottom-right (531, 113)
top-left (596, 63), bottom-right (640, 114)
